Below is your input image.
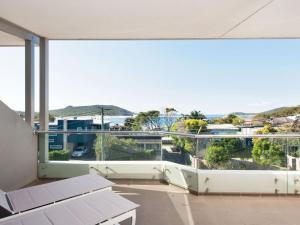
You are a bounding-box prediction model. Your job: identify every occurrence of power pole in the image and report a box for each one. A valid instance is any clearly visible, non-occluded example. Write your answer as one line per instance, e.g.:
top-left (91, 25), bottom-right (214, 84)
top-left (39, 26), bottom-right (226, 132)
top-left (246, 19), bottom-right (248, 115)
top-left (101, 107), bottom-right (105, 161)
top-left (101, 107), bottom-right (104, 131)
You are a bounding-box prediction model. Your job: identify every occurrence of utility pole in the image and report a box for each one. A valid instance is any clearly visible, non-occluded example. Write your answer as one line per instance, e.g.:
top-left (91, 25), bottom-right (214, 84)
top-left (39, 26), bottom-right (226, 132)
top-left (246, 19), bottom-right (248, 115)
top-left (101, 107), bottom-right (104, 131)
top-left (101, 107), bottom-right (105, 161)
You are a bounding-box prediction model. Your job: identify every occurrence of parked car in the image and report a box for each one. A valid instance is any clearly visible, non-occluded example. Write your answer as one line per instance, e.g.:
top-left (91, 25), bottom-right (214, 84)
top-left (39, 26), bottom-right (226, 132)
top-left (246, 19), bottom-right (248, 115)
top-left (71, 146), bottom-right (88, 158)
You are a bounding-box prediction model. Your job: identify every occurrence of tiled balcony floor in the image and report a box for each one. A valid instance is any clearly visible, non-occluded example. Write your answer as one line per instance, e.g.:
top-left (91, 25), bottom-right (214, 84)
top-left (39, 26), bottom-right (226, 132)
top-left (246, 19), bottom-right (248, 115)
top-left (30, 179), bottom-right (300, 225)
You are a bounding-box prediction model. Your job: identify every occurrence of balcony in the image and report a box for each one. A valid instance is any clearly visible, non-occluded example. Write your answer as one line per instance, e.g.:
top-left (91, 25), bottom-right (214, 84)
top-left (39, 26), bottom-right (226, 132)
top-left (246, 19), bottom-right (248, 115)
top-left (1, 1), bottom-right (300, 224)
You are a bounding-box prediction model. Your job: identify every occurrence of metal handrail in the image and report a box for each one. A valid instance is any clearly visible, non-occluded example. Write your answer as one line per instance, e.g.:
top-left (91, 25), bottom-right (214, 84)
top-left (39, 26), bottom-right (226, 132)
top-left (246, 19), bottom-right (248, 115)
top-left (34, 130), bottom-right (300, 139)
top-left (194, 134), bottom-right (300, 138)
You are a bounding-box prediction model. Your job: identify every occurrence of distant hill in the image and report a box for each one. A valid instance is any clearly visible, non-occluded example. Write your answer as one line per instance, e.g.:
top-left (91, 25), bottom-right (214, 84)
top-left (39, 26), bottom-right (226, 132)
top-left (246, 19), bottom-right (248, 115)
top-left (232, 112), bottom-right (256, 116)
top-left (17, 105), bottom-right (134, 118)
top-left (231, 112), bottom-right (256, 118)
top-left (254, 106), bottom-right (300, 120)
top-left (50, 105), bottom-right (134, 117)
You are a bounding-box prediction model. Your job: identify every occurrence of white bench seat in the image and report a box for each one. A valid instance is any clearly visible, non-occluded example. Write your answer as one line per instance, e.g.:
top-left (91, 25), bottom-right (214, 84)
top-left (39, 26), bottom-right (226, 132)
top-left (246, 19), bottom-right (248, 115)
top-left (0, 190), bottom-right (138, 225)
top-left (1, 174), bottom-right (113, 214)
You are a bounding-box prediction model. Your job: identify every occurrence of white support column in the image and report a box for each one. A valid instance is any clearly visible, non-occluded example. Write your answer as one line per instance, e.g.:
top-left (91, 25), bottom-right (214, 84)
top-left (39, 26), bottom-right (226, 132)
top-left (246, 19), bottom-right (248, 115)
top-left (25, 39), bottom-right (35, 127)
top-left (39, 37), bottom-right (49, 163)
top-left (1, 18), bottom-right (39, 127)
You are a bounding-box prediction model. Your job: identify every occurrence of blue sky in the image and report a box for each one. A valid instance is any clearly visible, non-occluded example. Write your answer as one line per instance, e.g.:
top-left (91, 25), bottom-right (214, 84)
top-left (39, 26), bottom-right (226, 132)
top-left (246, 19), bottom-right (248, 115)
top-left (0, 40), bottom-right (300, 114)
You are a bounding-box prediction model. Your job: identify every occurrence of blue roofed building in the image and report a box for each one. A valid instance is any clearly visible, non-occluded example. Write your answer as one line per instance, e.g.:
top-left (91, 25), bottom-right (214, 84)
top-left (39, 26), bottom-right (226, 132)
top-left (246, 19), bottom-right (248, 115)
top-left (47, 116), bottom-right (110, 151)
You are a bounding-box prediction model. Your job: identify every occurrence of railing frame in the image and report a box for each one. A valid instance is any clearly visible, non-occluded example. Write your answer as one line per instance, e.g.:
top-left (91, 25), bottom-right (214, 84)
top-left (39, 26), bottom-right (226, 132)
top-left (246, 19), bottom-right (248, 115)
top-left (35, 130), bottom-right (300, 139)
top-left (35, 130), bottom-right (300, 195)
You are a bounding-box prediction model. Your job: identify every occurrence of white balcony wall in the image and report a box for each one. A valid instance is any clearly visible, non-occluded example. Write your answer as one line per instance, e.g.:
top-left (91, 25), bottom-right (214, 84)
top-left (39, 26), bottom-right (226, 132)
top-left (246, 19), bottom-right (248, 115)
top-left (0, 101), bottom-right (37, 191)
top-left (39, 161), bottom-right (164, 180)
top-left (103, 161), bottom-right (164, 179)
top-left (38, 161), bottom-right (90, 178)
top-left (197, 170), bottom-right (288, 194)
top-left (39, 160), bottom-right (300, 195)
top-left (164, 162), bottom-right (198, 192)
top-left (287, 171), bottom-right (300, 194)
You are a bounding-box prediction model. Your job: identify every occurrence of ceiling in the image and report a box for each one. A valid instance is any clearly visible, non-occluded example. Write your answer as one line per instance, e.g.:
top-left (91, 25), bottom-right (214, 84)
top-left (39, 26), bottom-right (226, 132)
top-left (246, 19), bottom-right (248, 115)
top-left (0, 0), bottom-right (300, 45)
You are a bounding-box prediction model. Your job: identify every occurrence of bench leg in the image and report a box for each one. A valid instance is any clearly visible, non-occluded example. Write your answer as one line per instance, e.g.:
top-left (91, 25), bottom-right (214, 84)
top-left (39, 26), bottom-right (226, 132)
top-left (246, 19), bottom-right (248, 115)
top-left (131, 210), bottom-right (136, 225)
top-left (100, 210), bottom-right (136, 225)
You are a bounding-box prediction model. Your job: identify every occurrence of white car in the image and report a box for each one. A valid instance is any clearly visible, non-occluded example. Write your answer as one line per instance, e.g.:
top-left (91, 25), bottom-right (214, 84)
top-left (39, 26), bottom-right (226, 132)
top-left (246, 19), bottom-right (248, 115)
top-left (72, 146), bottom-right (88, 158)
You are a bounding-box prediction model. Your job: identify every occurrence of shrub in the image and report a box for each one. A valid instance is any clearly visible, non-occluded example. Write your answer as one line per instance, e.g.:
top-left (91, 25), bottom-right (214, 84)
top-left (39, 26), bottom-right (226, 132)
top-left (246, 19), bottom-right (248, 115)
top-left (49, 150), bottom-right (70, 161)
top-left (205, 145), bottom-right (230, 165)
top-left (95, 135), bottom-right (158, 160)
top-left (287, 139), bottom-right (300, 157)
top-left (256, 123), bottom-right (277, 134)
top-left (252, 138), bottom-right (284, 166)
top-left (289, 150), bottom-right (300, 158)
top-left (132, 149), bottom-right (156, 160)
top-left (210, 138), bottom-right (244, 155)
top-left (288, 144), bottom-right (300, 157)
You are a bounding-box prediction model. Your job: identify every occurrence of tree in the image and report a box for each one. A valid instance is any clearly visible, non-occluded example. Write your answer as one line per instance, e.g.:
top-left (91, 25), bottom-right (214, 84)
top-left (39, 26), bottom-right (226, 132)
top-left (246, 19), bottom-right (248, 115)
top-left (184, 119), bottom-right (207, 134)
top-left (172, 136), bottom-right (197, 155)
top-left (164, 107), bottom-right (177, 131)
top-left (188, 110), bottom-right (206, 120)
top-left (170, 110), bottom-right (207, 154)
top-left (33, 113), bottom-right (55, 122)
top-left (232, 116), bottom-right (245, 126)
top-left (171, 119), bottom-right (207, 155)
top-left (213, 114), bottom-right (244, 125)
top-left (135, 110), bottom-right (161, 130)
top-left (256, 123), bottom-right (277, 134)
top-left (49, 114), bottom-right (55, 122)
top-left (124, 117), bottom-right (136, 130)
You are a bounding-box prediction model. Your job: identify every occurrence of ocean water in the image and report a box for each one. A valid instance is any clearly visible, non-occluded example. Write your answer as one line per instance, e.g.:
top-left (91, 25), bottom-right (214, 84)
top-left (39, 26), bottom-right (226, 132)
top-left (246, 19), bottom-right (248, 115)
top-left (105, 115), bottom-right (224, 126)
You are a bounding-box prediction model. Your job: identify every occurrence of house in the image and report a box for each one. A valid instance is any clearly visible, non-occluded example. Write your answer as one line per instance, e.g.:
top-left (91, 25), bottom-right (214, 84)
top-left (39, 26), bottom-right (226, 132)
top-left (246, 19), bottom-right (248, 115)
top-left (37, 117), bottom-right (110, 151)
top-left (268, 117), bottom-right (294, 126)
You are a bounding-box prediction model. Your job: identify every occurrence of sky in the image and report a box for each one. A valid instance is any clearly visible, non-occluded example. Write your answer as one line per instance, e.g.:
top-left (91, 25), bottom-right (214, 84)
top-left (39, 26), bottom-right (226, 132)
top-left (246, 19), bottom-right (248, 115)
top-left (0, 40), bottom-right (300, 114)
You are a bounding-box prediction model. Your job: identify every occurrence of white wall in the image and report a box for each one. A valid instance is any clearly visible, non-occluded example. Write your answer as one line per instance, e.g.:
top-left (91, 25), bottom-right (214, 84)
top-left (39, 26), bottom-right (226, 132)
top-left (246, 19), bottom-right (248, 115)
top-left (39, 161), bottom-right (164, 180)
top-left (164, 162), bottom-right (198, 192)
top-left (39, 160), bottom-right (300, 195)
top-left (0, 101), bottom-right (37, 191)
top-left (197, 170), bottom-right (288, 194)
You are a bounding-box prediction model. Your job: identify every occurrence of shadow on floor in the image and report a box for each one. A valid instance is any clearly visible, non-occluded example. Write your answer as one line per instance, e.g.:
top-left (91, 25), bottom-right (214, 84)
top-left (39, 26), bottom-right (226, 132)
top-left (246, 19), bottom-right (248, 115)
top-left (113, 181), bottom-right (300, 225)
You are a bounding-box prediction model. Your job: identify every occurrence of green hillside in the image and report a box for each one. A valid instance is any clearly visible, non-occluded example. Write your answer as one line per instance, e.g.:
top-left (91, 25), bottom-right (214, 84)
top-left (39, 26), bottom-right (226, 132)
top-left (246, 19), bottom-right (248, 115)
top-left (50, 105), bottom-right (134, 117)
top-left (231, 112), bottom-right (256, 118)
top-left (17, 105), bottom-right (134, 118)
top-left (254, 106), bottom-right (300, 120)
